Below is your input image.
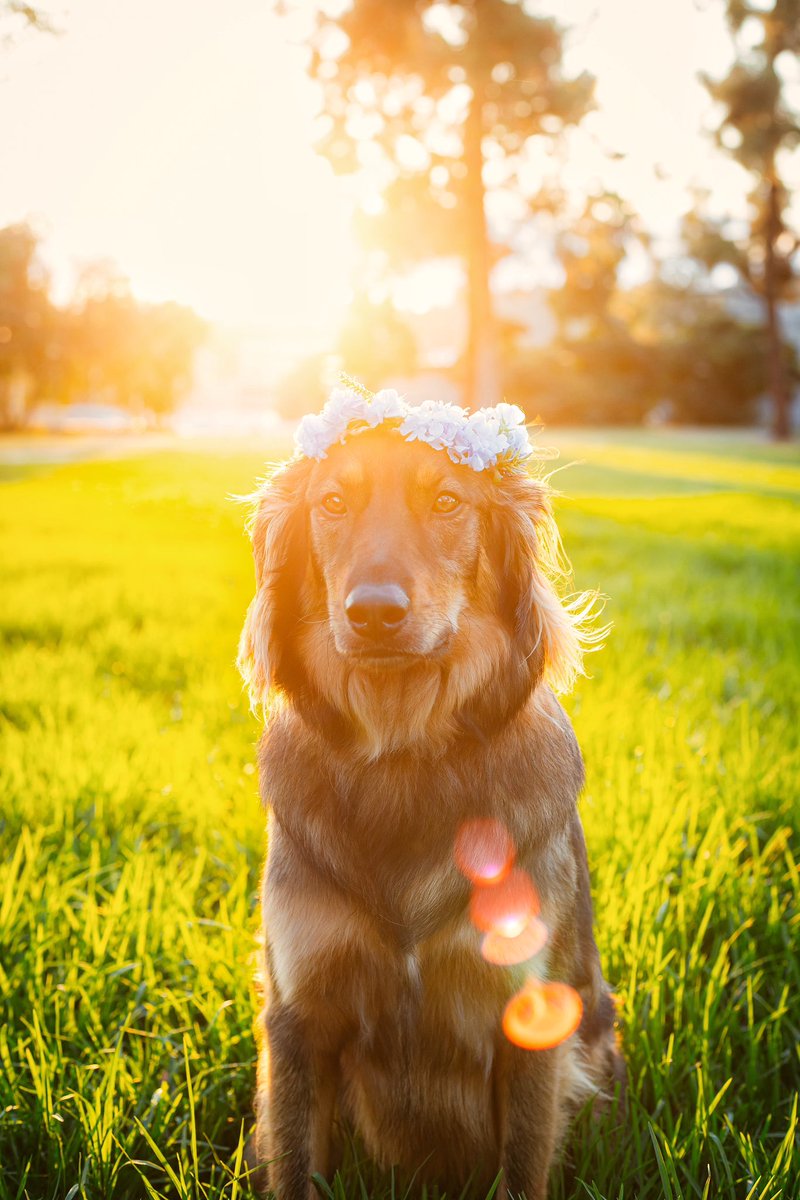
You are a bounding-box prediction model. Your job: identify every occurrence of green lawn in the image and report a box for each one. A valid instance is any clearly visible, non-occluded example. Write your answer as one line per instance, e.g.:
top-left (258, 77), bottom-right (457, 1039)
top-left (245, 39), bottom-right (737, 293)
top-left (1, 434), bottom-right (798, 1200)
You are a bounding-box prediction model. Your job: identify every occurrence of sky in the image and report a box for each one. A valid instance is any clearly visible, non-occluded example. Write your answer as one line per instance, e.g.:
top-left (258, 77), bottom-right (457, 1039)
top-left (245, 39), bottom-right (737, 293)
top-left (0, 0), bottom-right (759, 346)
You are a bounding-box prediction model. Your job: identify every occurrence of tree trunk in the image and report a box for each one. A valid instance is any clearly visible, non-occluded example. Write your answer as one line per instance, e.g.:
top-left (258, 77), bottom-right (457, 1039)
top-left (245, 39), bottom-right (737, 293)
top-left (764, 178), bottom-right (792, 440)
top-left (463, 48), bottom-right (500, 410)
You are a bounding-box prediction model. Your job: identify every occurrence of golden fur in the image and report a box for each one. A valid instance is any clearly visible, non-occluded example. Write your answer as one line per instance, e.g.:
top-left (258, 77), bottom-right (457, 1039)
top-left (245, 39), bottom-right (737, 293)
top-left (238, 430), bottom-right (624, 1199)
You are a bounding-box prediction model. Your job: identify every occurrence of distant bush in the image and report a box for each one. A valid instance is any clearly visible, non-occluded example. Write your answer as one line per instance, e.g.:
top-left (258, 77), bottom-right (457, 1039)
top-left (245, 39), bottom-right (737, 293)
top-left (503, 331), bottom-right (652, 425)
top-left (503, 288), bottom-right (795, 426)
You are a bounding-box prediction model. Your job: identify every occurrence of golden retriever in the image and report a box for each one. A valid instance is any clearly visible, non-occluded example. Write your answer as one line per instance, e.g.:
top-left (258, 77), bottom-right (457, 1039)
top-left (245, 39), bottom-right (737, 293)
top-left (238, 425), bottom-right (624, 1200)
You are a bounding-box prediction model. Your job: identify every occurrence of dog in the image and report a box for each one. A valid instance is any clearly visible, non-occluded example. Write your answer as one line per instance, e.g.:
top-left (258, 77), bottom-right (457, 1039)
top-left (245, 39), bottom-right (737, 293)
top-left (238, 408), bottom-right (625, 1200)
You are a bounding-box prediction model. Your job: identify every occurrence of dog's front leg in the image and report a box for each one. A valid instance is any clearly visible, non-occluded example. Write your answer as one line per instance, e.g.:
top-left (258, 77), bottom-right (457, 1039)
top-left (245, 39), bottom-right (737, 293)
top-left (497, 1044), bottom-right (562, 1200)
top-left (255, 1002), bottom-right (337, 1200)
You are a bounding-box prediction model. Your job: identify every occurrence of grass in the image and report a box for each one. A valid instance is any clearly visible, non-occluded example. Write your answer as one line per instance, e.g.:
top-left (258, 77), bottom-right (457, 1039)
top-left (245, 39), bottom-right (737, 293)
top-left (0, 432), bottom-right (798, 1199)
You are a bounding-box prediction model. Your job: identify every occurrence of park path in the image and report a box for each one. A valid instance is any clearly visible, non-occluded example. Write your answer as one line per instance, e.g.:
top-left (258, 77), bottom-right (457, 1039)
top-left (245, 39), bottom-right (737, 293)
top-left (0, 433), bottom-right (181, 466)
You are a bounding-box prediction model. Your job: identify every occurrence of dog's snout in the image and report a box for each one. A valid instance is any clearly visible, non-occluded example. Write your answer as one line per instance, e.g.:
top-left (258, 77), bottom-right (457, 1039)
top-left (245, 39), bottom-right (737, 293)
top-left (345, 584), bottom-right (410, 638)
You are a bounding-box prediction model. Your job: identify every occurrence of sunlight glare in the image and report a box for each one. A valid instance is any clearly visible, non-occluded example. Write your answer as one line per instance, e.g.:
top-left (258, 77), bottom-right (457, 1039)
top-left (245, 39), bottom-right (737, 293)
top-left (481, 916), bottom-right (548, 967)
top-left (454, 818), bottom-right (515, 885)
top-left (1, 0), bottom-right (355, 345)
top-left (503, 981), bottom-right (583, 1051)
top-left (469, 868), bottom-right (539, 937)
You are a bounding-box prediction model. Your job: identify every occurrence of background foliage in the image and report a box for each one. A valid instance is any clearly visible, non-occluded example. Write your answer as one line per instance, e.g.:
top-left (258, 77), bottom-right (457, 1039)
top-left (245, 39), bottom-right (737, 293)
top-left (271, 0), bottom-right (800, 435)
top-left (0, 225), bottom-right (207, 430)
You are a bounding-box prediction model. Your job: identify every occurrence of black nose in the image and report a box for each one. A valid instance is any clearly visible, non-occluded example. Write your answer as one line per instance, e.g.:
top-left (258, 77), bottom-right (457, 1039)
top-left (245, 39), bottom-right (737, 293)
top-left (345, 584), bottom-right (410, 639)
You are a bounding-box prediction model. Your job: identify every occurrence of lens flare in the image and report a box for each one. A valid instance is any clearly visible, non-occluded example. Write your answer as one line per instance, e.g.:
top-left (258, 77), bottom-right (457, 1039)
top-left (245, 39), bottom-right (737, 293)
top-left (503, 981), bottom-right (583, 1051)
top-left (469, 868), bottom-right (539, 936)
top-left (454, 818), bottom-right (515, 885)
top-left (454, 818), bottom-right (580, 1051)
top-left (481, 915), bottom-right (548, 966)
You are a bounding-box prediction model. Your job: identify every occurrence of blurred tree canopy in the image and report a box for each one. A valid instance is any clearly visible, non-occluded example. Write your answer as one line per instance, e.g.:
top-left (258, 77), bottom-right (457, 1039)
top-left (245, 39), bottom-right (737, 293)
top-left (635, 282), bottom-right (790, 426)
top-left (0, 224), bottom-right (58, 427)
top-left (0, 224), bottom-right (207, 429)
top-left (503, 191), bottom-right (649, 423)
top-left (690, 0), bottom-right (800, 438)
top-left (285, 0), bottom-right (593, 409)
top-left (503, 288), bottom-right (781, 428)
top-left (543, 191), bottom-right (648, 339)
top-left (500, 191), bottom-right (787, 426)
top-left (66, 263), bottom-right (207, 420)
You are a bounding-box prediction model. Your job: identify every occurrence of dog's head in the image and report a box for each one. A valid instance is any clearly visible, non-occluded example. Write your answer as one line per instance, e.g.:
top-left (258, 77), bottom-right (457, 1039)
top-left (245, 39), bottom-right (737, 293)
top-left (239, 428), bottom-right (596, 755)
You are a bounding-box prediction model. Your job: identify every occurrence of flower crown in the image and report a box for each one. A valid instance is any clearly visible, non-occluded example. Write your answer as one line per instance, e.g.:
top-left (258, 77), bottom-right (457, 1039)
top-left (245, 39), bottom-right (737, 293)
top-left (294, 380), bottom-right (534, 474)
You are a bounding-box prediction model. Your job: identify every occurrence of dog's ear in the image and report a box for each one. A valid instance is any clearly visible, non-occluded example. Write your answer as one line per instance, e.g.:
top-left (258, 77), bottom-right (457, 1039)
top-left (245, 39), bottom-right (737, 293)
top-left (238, 458), bottom-right (310, 709)
top-left (490, 473), bottom-right (596, 695)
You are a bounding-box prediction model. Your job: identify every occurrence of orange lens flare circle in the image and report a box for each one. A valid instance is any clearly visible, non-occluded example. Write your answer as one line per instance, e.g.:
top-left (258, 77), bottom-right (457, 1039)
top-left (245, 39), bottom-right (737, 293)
top-left (469, 868), bottom-right (539, 936)
top-left (454, 819), bottom-right (515, 885)
top-left (503, 982), bottom-right (583, 1051)
top-left (481, 915), bottom-right (548, 966)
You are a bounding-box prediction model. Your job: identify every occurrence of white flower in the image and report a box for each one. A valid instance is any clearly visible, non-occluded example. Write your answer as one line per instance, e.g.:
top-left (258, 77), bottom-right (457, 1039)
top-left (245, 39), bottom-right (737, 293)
top-left (295, 384), bottom-right (534, 472)
top-left (483, 403), bottom-right (533, 464)
top-left (458, 410), bottom-right (508, 471)
top-left (296, 387), bottom-right (372, 458)
top-left (504, 423), bottom-right (533, 459)
top-left (294, 412), bottom-right (336, 460)
top-left (494, 402), bottom-right (526, 428)
top-left (367, 389), bottom-right (407, 425)
top-left (400, 401), bottom-right (468, 452)
top-left (323, 387), bottom-right (370, 432)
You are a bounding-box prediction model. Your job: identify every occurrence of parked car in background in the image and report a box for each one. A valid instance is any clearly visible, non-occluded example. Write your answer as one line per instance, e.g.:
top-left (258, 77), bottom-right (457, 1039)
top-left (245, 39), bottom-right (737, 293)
top-left (26, 404), bottom-right (149, 434)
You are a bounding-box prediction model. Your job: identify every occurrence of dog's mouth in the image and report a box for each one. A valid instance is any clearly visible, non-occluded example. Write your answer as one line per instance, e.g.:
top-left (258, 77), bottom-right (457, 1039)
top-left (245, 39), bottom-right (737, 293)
top-left (346, 635), bottom-right (453, 670)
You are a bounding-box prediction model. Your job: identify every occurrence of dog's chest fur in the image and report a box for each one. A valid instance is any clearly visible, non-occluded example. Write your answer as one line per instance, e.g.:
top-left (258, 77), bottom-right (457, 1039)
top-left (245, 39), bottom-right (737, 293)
top-left (259, 692), bottom-right (581, 942)
top-left (256, 696), bottom-right (585, 1178)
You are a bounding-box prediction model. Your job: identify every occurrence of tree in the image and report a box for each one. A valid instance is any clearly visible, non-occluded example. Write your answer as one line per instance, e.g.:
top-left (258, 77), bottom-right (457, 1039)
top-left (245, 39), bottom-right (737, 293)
top-left (697, 0), bottom-right (800, 438)
top-left (504, 274), bottom-right (783, 426)
top-left (66, 265), bottom-right (206, 418)
top-left (63, 262), bottom-right (140, 409)
top-left (0, 234), bottom-right (206, 427)
top-left (543, 190), bottom-right (646, 341)
top-left (625, 279), bottom-right (790, 425)
top-left (0, 223), bottom-right (59, 428)
top-left (504, 192), bottom-right (653, 423)
top-left (291, 0), bottom-right (593, 408)
top-left (500, 188), bottom-right (783, 427)
top-left (134, 301), bottom-right (208, 419)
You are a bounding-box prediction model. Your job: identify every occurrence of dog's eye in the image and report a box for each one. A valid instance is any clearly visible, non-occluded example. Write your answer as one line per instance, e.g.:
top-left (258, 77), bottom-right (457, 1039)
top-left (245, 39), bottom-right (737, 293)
top-left (433, 492), bottom-right (461, 514)
top-left (322, 493), bottom-right (347, 515)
